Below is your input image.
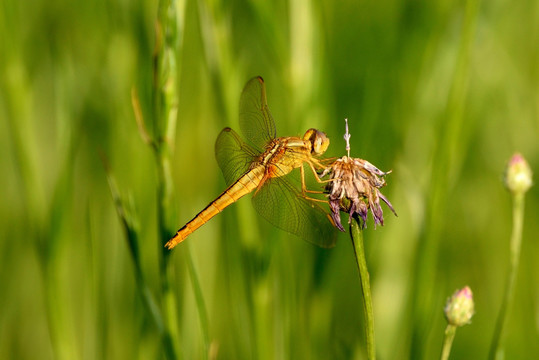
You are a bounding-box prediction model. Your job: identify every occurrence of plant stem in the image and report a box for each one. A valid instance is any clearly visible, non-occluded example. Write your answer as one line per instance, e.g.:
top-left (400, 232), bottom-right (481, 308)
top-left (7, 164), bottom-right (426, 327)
top-left (153, 1), bottom-right (181, 358)
top-left (104, 166), bottom-right (176, 359)
top-left (440, 324), bottom-right (457, 360)
top-left (152, 1), bottom-right (211, 358)
top-left (488, 192), bottom-right (525, 360)
top-left (185, 245), bottom-right (210, 360)
top-left (350, 218), bottom-right (375, 360)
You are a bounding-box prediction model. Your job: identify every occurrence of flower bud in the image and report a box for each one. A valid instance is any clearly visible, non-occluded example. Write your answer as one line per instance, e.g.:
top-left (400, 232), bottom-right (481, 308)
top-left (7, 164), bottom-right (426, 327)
top-left (444, 286), bottom-right (474, 327)
top-left (505, 153), bottom-right (533, 195)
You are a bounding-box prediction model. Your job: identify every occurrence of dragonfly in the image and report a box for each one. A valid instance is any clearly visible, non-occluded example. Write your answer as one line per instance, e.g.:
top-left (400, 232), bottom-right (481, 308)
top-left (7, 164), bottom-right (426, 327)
top-left (165, 76), bottom-right (337, 250)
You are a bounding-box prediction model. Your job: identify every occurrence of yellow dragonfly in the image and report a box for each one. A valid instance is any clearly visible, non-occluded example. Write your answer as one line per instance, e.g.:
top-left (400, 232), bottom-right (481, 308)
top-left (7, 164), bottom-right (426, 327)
top-left (166, 76), bottom-right (337, 249)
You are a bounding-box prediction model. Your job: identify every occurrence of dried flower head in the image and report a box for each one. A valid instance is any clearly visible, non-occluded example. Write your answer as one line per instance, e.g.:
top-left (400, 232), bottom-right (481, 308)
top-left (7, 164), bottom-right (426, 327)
top-left (444, 286), bottom-right (475, 327)
top-left (322, 119), bottom-right (396, 230)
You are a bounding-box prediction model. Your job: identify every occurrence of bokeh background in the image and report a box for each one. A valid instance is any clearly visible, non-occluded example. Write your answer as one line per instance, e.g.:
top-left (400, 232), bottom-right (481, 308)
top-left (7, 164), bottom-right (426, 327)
top-left (1, 0), bottom-right (538, 359)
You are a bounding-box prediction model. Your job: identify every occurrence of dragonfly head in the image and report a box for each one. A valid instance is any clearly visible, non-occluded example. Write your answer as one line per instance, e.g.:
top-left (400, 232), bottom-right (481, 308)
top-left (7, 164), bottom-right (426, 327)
top-left (303, 128), bottom-right (330, 156)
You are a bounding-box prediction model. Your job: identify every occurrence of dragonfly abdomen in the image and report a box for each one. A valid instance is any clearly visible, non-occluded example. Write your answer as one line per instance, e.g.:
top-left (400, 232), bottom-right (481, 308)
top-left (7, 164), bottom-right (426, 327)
top-left (165, 166), bottom-right (266, 249)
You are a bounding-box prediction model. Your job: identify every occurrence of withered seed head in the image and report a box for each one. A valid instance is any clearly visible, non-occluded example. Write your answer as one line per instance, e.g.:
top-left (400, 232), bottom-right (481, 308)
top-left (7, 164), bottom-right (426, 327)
top-left (323, 156), bottom-right (397, 231)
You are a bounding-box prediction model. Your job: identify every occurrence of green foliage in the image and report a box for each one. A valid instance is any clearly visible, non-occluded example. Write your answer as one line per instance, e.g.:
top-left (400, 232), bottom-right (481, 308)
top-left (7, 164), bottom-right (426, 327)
top-left (1, 0), bottom-right (538, 359)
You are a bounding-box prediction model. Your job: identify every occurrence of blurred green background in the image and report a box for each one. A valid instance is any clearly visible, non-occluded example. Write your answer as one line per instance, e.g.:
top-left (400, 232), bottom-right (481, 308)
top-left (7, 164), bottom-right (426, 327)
top-left (1, 0), bottom-right (538, 359)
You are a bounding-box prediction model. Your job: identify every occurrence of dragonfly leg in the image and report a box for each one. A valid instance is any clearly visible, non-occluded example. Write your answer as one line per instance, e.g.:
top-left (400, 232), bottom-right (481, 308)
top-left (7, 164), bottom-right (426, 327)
top-left (298, 165), bottom-right (331, 205)
top-left (305, 189), bottom-right (325, 194)
top-left (298, 192), bottom-right (330, 204)
top-left (319, 157), bottom-right (337, 165)
top-left (308, 162), bottom-right (335, 184)
top-left (300, 165), bottom-right (327, 195)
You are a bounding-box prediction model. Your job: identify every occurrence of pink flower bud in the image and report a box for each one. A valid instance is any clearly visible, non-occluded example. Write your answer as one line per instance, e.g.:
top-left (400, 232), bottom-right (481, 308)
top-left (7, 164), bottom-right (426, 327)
top-left (505, 153), bottom-right (533, 195)
top-left (444, 286), bottom-right (475, 327)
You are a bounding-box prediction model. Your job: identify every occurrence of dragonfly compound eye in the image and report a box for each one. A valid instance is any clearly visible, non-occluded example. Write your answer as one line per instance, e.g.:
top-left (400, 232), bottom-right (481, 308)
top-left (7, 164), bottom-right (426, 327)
top-left (304, 128), bottom-right (330, 156)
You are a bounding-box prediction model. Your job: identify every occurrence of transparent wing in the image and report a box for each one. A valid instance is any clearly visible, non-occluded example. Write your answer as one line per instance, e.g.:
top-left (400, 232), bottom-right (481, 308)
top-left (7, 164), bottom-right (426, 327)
top-left (239, 76), bottom-right (277, 150)
top-left (215, 127), bottom-right (258, 186)
top-left (251, 173), bottom-right (337, 248)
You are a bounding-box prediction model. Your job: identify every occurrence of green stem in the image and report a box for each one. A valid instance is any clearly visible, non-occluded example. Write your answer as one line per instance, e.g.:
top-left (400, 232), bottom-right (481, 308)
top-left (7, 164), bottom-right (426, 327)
top-left (153, 1), bottom-right (210, 358)
top-left (440, 324), bottom-right (457, 360)
top-left (105, 168), bottom-right (176, 359)
top-left (488, 192), bottom-right (525, 360)
top-left (153, 1), bottom-right (181, 359)
top-left (150, 175), bottom-right (181, 360)
top-left (154, 80), bottom-right (181, 360)
top-left (136, 261), bottom-right (177, 359)
top-left (185, 245), bottom-right (210, 360)
top-left (350, 218), bottom-right (375, 360)
top-left (102, 162), bottom-right (177, 360)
